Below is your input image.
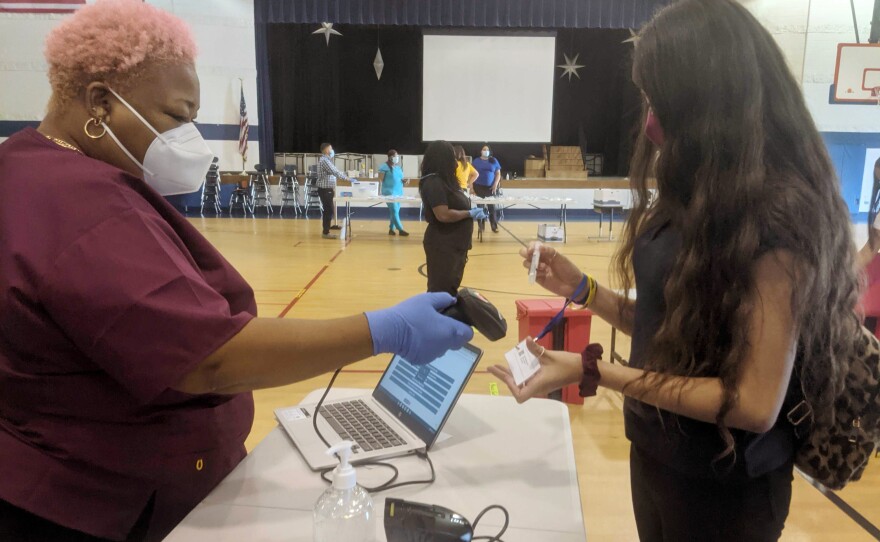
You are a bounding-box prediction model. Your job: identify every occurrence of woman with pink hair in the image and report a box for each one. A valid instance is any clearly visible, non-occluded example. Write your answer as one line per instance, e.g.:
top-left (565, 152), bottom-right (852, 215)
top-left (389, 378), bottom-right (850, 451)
top-left (0, 1), bottom-right (472, 540)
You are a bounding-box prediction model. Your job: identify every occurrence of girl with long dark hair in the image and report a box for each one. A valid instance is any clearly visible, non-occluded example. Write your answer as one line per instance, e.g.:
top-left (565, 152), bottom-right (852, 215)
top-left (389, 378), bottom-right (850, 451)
top-left (489, 1), bottom-right (862, 540)
top-left (378, 149), bottom-right (408, 236)
top-left (419, 141), bottom-right (486, 294)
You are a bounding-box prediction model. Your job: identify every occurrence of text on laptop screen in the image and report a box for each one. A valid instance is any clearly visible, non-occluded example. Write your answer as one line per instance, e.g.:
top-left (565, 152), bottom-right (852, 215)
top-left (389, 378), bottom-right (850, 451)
top-left (374, 346), bottom-right (478, 434)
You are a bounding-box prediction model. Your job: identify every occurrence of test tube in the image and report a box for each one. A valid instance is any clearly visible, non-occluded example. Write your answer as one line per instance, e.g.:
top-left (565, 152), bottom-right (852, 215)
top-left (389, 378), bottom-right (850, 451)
top-left (528, 243), bottom-right (542, 284)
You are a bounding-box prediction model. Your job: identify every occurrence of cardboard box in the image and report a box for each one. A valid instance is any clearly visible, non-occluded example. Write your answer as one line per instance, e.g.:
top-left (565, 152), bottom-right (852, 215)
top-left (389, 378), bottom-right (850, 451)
top-left (593, 189), bottom-right (632, 209)
top-left (537, 223), bottom-right (565, 242)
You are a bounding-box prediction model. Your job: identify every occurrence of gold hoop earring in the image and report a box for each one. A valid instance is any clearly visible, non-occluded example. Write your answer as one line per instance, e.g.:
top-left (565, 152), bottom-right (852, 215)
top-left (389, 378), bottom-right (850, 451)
top-left (84, 117), bottom-right (106, 139)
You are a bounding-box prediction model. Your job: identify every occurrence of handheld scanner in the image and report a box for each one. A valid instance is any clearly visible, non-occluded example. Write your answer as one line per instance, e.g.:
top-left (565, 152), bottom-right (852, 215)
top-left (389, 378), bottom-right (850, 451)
top-left (441, 288), bottom-right (507, 341)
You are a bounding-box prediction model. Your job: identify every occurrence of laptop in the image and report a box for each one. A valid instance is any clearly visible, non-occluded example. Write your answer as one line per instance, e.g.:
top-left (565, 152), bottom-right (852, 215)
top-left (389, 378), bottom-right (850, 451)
top-left (275, 344), bottom-right (482, 470)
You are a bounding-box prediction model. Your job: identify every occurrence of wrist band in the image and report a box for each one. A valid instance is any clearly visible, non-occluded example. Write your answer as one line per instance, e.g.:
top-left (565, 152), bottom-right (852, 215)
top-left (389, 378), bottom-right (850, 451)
top-left (572, 275), bottom-right (597, 307)
top-left (579, 343), bottom-right (603, 398)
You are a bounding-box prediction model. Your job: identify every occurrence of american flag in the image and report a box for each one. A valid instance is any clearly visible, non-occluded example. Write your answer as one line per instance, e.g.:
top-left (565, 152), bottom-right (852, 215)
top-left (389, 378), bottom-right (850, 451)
top-left (238, 87), bottom-right (249, 163)
top-left (0, 0), bottom-right (85, 13)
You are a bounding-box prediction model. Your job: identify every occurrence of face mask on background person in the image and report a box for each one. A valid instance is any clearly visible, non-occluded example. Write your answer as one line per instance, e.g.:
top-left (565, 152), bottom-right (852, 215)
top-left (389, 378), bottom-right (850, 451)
top-left (391, 156), bottom-right (399, 164)
top-left (329, 150), bottom-right (335, 158)
top-left (481, 150), bottom-right (490, 158)
top-left (100, 88), bottom-right (214, 196)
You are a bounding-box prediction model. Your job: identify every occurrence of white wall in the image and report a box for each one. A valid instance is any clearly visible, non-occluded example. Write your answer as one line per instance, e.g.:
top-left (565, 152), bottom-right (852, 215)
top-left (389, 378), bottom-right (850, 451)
top-left (740, 0), bottom-right (810, 82)
top-left (0, 0), bottom-right (259, 171)
top-left (741, 0), bottom-right (880, 212)
top-left (732, 0), bottom-right (880, 132)
top-left (801, 0), bottom-right (880, 132)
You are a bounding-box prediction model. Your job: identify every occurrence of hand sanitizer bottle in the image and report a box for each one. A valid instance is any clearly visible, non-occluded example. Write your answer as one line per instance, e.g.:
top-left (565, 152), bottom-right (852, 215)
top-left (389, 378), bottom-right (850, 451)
top-left (313, 441), bottom-right (375, 542)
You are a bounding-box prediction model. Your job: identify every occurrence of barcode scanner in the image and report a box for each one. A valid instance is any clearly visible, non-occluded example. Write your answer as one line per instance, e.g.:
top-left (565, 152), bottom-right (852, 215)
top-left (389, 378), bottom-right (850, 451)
top-left (441, 288), bottom-right (507, 341)
top-left (384, 498), bottom-right (473, 542)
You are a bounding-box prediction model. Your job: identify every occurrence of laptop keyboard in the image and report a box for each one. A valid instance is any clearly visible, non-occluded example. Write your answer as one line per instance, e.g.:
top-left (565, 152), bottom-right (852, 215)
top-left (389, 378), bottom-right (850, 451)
top-left (319, 399), bottom-right (406, 453)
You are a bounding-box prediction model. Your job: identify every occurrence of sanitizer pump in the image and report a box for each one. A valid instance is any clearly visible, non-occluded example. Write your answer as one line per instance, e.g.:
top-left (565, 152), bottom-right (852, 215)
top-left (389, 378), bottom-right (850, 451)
top-left (313, 441), bottom-right (375, 542)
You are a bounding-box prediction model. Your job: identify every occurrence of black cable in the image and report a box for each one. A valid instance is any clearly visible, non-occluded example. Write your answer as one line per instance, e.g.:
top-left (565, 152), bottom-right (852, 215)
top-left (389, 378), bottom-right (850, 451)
top-left (852, 0), bottom-right (862, 43)
top-left (470, 504), bottom-right (510, 542)
top-left (312, 368), bottom-right (436, 494)
top-left (312, 368), bottom-right (341, 449)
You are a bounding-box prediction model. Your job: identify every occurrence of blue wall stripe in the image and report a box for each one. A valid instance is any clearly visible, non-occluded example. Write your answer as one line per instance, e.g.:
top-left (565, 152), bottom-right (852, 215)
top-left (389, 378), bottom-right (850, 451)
top-left (1, 119), bottom-right (873, 213)
top-left (0, 121), bottom-right (258, 142)
top-left (0, 120), bottom-right (39, 135)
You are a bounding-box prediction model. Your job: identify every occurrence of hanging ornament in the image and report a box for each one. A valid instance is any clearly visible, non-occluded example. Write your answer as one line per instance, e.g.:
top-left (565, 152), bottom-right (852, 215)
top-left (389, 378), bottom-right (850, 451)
top-left (557, 53), bottom-right (584, 81)
top-left (623, 29), bottom-right (639, 46)
top-left (312, 22), bottom-right (342, 46)
top-left (373, 48), bottom-right (385, 80)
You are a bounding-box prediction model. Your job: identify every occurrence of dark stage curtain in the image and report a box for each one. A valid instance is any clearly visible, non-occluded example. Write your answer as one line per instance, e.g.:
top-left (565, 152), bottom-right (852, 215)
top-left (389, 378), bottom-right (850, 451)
top-left (268, 25), bottom-right (640, 176)
top-left (257, 0), bottom-right (669, 174)
top-left (552, 29), bottom-right (642, 175)
top-left (255, 22), bottom-right (275, 168)
top-left (268, 25), bottom-right (424, 156)
top-left (256, 0), bottom-right (671, 29)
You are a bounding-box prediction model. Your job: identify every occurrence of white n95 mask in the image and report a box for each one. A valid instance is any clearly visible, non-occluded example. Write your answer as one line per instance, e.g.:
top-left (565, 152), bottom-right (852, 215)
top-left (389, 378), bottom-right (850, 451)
top-left (103, 88), bottom-right (214, 196)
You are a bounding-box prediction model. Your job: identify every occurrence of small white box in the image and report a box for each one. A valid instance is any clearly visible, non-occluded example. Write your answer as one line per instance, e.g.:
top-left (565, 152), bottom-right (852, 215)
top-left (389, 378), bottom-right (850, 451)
top-left (337, 182), bottom-right (379, 198)
top-left (593, 189), bottom-right (631, 209)
top-left (537, 224), bottom-right (565, 242)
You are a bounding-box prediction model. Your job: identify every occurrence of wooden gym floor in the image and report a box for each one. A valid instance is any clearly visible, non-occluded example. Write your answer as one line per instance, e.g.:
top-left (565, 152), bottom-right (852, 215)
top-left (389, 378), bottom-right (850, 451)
top-left (189, 215), bottom-right (879, 542)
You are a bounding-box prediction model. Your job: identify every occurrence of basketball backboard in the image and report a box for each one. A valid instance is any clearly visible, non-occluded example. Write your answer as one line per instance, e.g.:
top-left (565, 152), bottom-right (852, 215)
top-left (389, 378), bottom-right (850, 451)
top-left (833, 43), bottom-right (880, 104)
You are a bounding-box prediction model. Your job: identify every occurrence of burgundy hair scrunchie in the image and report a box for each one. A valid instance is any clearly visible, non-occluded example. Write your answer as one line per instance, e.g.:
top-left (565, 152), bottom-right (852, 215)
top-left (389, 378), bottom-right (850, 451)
top-left (579, 343), bottom-right (604, 397)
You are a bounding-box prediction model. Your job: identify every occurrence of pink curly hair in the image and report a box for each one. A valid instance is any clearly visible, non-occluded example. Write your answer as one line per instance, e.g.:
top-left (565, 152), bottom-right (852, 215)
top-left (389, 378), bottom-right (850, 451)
top-left (44, 0), bottom-right (197, 106)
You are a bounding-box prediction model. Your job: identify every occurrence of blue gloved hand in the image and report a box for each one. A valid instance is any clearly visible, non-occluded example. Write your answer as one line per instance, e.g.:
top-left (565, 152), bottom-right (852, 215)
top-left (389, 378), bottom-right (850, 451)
top-left (469, 208), bottom-right (488, 220)
top-left (350, 179), bottom-right (361, 185)
top-left (365, 293), bottom-right (474, 365)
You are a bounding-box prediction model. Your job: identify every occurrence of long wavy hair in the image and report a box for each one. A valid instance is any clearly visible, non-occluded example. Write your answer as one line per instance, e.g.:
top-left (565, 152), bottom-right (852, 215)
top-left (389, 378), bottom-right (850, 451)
top-left (615, 0), bottom-right (862, 459)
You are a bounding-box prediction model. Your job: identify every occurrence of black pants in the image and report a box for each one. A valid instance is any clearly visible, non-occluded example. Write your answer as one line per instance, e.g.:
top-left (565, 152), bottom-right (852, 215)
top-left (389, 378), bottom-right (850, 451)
top-left (0, 496), bottom-right (153, 542)
top-left (318, 187), bottom-right (335, 234)
top-left (472, 183), bottom-right (497, 230)
top-left (629, 446), bottom-right (793, 542)
top-left (424, 241), bottom-right (468, 296)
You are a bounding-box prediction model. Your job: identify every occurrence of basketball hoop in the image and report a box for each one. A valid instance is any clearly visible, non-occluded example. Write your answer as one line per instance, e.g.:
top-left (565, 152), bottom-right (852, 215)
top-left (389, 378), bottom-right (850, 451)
top-left (873, 86), bottom-right (880, 107)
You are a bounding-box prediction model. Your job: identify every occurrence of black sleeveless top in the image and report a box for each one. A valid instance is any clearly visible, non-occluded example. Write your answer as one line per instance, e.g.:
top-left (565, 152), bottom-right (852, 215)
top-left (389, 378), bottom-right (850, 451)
top-left (625, 221), bottom-right (798, 480)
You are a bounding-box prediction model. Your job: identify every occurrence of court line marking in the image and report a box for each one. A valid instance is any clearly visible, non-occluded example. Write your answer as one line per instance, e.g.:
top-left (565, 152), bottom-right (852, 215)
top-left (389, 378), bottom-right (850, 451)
top-left (277, 247), bottom-right (345, 317)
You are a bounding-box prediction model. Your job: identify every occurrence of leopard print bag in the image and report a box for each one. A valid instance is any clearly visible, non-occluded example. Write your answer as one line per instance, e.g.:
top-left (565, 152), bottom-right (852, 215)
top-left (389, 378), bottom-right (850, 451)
top-left (790, 326), bottom-right (880, 490)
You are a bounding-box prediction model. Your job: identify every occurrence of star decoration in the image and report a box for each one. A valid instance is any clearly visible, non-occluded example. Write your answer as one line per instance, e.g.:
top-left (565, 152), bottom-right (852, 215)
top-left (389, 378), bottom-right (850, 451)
top-left (312, 22), bottom-right (342, 46)
top-left (623, 29), bottom-right (639, 46)
top-left (557, 53), bottom-right (584, 81)
top-left (374, 48), bottom-right (384, 80)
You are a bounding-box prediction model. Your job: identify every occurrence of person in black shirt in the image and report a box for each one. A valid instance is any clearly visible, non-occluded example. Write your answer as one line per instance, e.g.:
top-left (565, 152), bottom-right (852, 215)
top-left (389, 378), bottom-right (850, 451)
top-left (419, 141), bottom-right (486, 295)
top-left (488, 1), bottom-right (863, 541)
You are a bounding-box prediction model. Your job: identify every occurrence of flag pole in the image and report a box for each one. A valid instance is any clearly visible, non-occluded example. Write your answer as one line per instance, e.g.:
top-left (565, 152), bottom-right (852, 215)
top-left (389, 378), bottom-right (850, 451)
top-left (239, 78), bottom-right (247, 175)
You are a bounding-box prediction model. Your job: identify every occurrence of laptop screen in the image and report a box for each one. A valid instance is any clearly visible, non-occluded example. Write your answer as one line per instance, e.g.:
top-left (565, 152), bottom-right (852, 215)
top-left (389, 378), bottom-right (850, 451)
top-left (372, 344), bottom-right (482, 448)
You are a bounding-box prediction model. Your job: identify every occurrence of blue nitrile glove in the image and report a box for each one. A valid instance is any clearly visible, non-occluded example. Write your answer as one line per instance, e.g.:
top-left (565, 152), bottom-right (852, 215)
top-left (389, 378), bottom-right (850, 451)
top-left (365, 293), bottom-right (474, 365)
top-left (469, 208), bottom-right (488, 220)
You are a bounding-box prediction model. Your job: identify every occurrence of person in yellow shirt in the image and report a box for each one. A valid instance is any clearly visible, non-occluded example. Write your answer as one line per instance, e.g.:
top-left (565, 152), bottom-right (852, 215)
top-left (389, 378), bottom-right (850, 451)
top-left (453, 145), bottom-right (478, 193)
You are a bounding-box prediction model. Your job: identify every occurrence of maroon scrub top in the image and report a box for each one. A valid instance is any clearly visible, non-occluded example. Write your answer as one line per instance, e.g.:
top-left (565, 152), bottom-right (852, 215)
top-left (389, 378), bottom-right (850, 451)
top-left (0, 128), bottom-right (257, 540)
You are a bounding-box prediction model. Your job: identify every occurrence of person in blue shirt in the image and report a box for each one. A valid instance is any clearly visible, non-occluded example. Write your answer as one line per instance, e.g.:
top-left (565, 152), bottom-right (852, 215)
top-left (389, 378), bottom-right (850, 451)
top-left (378, 149), bottom-right (409, 236)
top-left (471, 144), bottom-right (502, 233)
